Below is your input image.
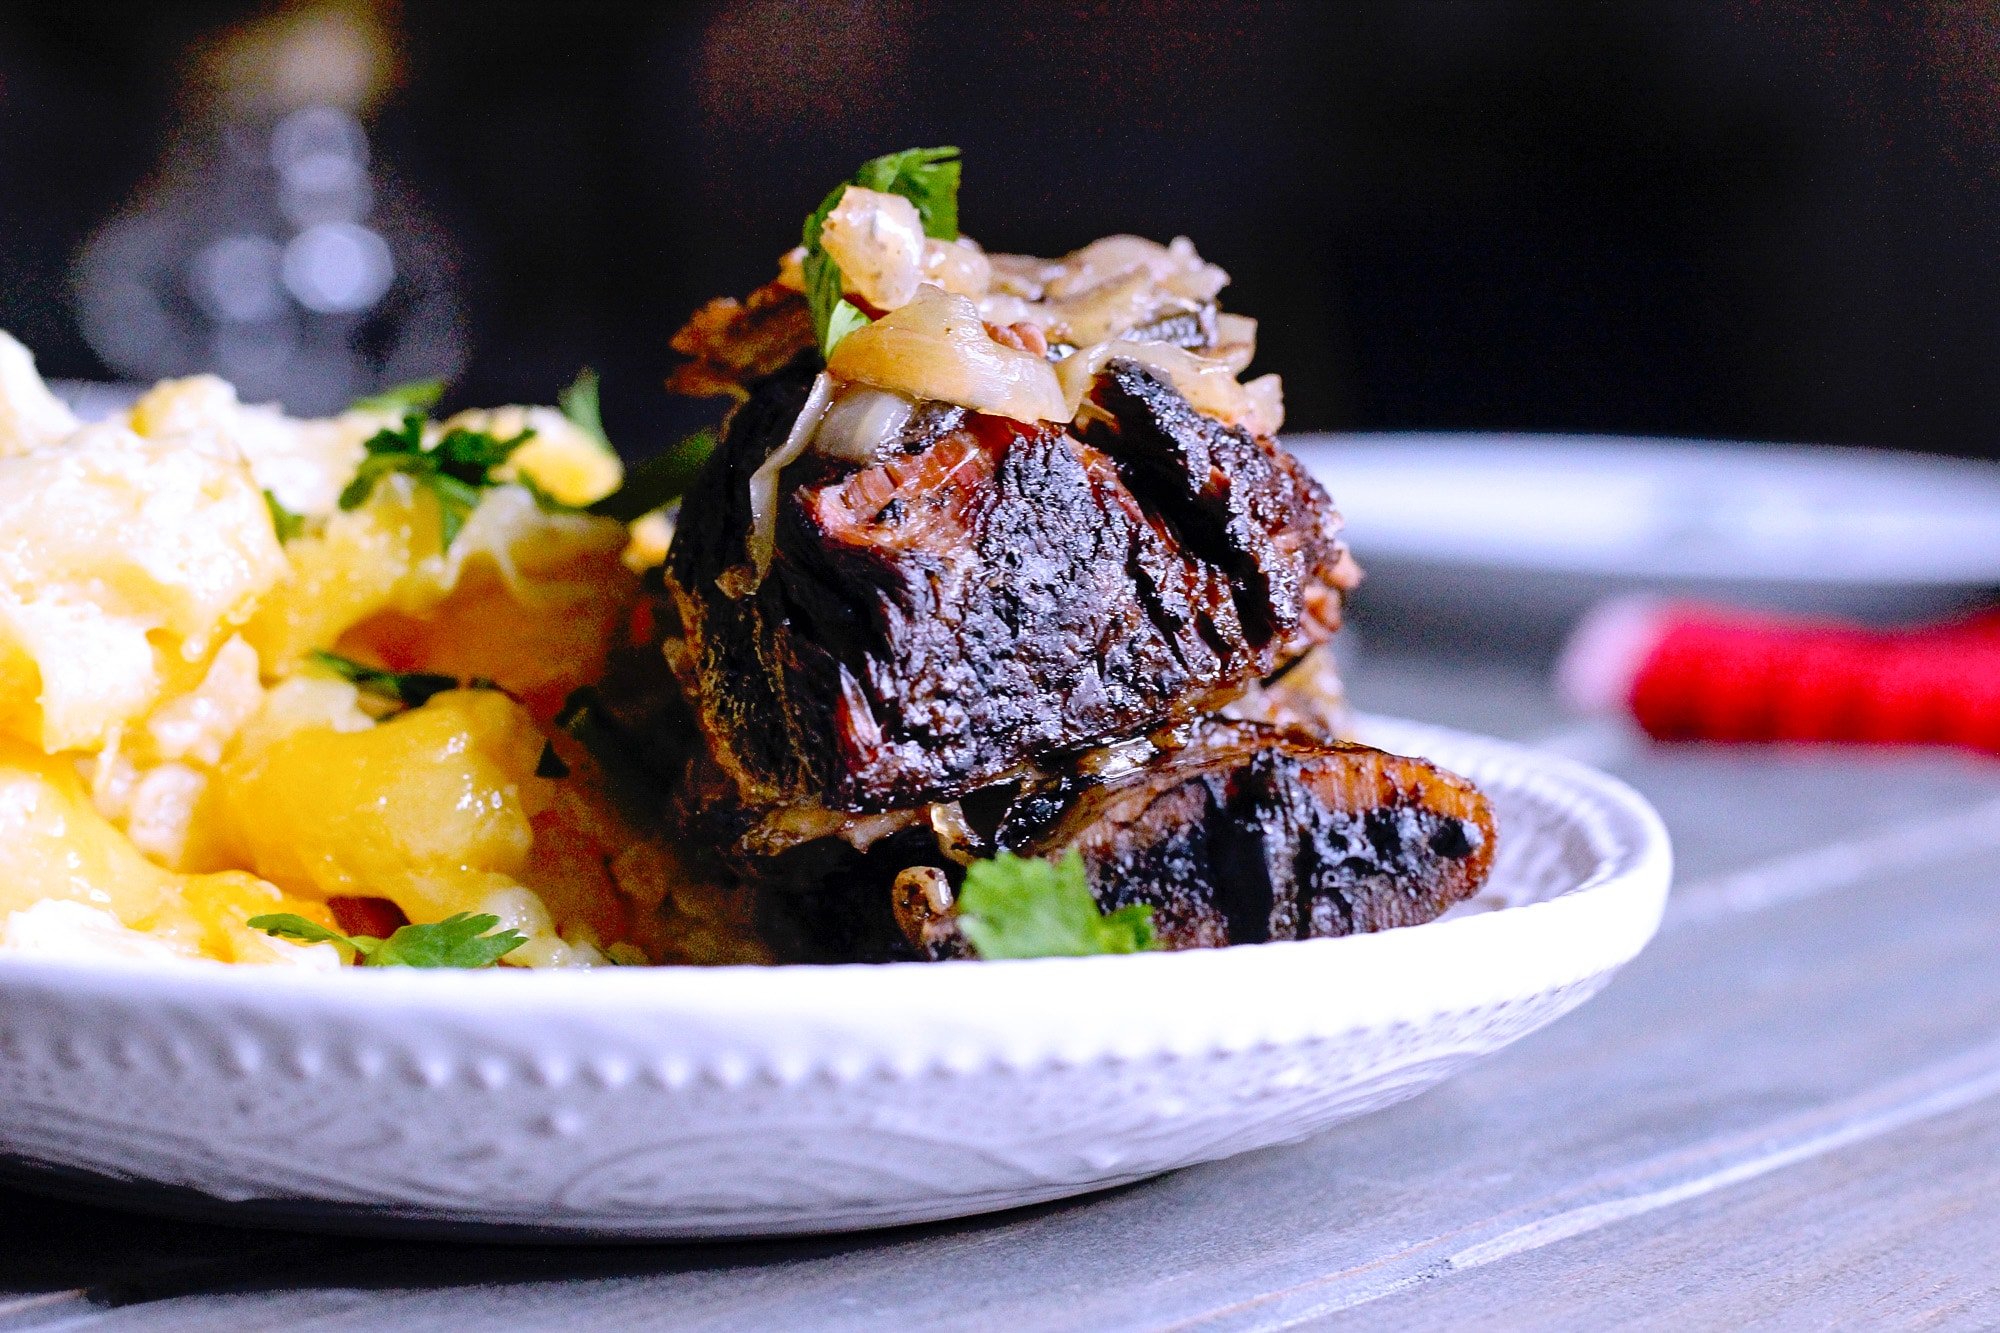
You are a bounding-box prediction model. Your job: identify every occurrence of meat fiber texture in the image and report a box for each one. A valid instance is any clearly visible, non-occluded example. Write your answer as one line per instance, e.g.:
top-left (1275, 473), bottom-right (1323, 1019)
top-left (653, 356), bottom-right (1496, 960)
top-left (666, 358), bottom-right (1354, 816)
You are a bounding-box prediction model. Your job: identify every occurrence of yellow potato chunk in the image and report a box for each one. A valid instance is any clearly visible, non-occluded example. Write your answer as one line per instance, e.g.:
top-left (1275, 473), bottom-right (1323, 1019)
top-left (243, 478), bottom-right (636, 709)
top-left (0, 331), bottom-right (79, 457)
top-left (240, 477), bottom-right (428, 674)
top-left (0, 735), bottom-right (330, 963)
top-left (0, 423), bottom-right (287, 753)
top-left (128, 374), bottom-right (369, 518)
top-left (213, 688), bottom-right (554, 924)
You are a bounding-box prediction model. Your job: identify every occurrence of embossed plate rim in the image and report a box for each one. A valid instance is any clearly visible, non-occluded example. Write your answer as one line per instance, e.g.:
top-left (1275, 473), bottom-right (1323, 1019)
top-left (0, 715), bottom-right (1673, 1236)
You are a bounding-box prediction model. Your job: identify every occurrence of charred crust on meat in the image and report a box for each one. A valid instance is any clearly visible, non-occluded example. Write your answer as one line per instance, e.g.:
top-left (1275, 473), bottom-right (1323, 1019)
top-left (665, 361), bottom-right (1354, 814)
top-left (1084, 358), bottom-right (1340, 650)
top-left (1005, 722), bottom-right (1494, 951)
top-left (635, 193), bottom-right (1496, 965)
top-left (724, 722), bottom-right (1494, 962)
top-left (1122, 304), bottom-right (1217, 350)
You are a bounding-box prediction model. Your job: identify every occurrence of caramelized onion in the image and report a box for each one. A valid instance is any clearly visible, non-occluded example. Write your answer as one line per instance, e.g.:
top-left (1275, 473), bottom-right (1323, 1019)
top-left (735, 371), bottom-right (833, 595)
top-left (819, 187), bottom-right (926, 311)
top-left (1241, 373), bottom-right (1285, 437)
top-left (920, 237), bottom-right (993, 299)
top-left (926, 800), bottom-right (979, 865)
top-left (1042, 235), bottom-right (1229, 306)
top-left (1211, 313), bottom-right (1258, 372)
top-left (813, 386), bottom-right (916, 464)
top-left (827, 286), bottom-right (1066, 424)
top-left (1045, 270), bottom-right (1160, 346)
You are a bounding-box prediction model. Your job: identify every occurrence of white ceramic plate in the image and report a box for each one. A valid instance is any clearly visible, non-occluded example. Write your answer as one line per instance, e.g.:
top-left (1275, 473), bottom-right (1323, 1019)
top-left (1293, 433), bottom-right (2000, 621)
top-left (0, 717), bottom-right (1669, 1240)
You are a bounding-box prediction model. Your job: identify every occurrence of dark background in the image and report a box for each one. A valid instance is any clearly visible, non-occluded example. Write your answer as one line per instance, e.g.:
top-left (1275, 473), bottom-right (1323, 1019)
top-left (1, 0), bottom-right (1996, 457)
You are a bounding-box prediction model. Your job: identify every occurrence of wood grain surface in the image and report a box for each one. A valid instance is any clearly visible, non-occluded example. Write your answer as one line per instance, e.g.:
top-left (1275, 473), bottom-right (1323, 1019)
top-left (4, 651), bottom-right (1998, 1331)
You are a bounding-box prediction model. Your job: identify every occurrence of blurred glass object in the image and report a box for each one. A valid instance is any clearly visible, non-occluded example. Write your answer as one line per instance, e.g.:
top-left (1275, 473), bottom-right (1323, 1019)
top-left (73, 1), bottom-right (465, 414)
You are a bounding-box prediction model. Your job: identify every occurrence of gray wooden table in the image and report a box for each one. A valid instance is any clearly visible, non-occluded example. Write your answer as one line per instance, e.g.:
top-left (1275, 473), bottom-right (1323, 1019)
top-left (5, 644), bottom-right (2000, 1331)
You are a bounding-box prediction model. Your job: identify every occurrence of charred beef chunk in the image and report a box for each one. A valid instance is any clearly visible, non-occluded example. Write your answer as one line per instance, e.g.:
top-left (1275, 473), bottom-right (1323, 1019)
top-left (666, 361), bottom-right (1355, 815)
top-left (737, 722), bottom-right (1494, 962)
top-left (1003, 722), bottom-right (1494, 952)
top-left (1084, 360), bottom-right (1346, 658)
top-left (665, 282), bottom-right (815, 400)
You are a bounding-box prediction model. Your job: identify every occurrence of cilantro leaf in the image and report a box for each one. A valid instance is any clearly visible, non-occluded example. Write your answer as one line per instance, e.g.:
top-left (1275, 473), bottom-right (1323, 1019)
top-left (264, 490), bottom-right (306, 542)
top-left (822, 298), bottom-right (871, 355)
top-left (337, 412), bottom-right (535, 548)
top-left (247, 912), bottom-right (527, 968)
top-left (800, 246), bottom-right (858, 359)
top-left (956, 851), bottom-right (1157, 960)
top-left (350, 379), bottom-right (444, 415)
top-left (558, 368), bottom-right (609, 446)
top-left (309, 650), bottom-right (463, 708)
top-left (245, 913), bottom-right (354, 951)
top-left (800, 146), bottom-right (962, 357)
top-left (848, 145), bottom-right (961, 241)
top-left (587, 426), bottom-right (717, 522)
top-left (365, 912), bottom-right (529, 968)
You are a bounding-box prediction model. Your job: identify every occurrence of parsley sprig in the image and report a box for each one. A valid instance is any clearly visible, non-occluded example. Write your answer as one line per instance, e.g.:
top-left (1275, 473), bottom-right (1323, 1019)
top-left (247, 911), bottom-right (527, 968)
top-left (558, 367), bottom-right (609, 445)
top-left (338, 413), bottom-right (534, 548)
top-left (308, 650), bottom-right (485, 709)
top-left (956, 851), bottom-right (1157, 959)
top-left (801, 146), bottom-right (962, 358)
top-left (263, 490), bottom-right (306, 543)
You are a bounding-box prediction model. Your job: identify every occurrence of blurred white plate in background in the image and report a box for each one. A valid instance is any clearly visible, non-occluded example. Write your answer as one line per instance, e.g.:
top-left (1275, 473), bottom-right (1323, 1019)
top-left (1291, 433), bottom-right (2000, 625)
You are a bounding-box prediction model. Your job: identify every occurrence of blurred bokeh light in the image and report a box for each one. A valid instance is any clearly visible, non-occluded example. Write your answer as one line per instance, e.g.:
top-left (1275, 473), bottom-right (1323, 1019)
top-left (69, 1), bottom-right (463, 414)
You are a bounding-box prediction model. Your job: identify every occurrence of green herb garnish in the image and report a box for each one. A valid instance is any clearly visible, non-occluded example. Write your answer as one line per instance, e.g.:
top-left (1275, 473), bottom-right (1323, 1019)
top-left (337, 412), bottom-right (534, 548)
top-left (558, 368), bottom-right (609, 445)
top-left (350, 379), bottom-right (444, 415)
top-left (308, 650), bottom-right (465, 708)
top-left (956, 850), bottom-right (1157, 959)
top-left (263, 489), bottom-right (306, 542)
top-left (801, 146), bottom-right (962, 358)
top-left (247, 912), bottom-right (527, 968)
top-left (586, 427), bottom-right (717, 522)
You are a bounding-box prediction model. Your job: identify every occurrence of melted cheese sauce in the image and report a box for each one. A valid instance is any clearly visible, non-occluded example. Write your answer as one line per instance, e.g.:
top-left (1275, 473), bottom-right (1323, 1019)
top-left (0, 331), bottom-right (670, 968)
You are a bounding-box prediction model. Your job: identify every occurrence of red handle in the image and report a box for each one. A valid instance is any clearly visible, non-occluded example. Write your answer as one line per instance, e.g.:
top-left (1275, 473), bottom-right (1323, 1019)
top-left (1622, 606), bottom-right (2000, 752)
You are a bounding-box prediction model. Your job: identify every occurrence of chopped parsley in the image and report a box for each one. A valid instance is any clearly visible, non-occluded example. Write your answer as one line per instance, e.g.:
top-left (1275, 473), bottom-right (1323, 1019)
top-left (247, 911), bottom-right (527, 968)
top-left (956, 850), bottom-right (1157, 960)
top-left (587, 426), bottom-right (717, 523)
top-left (337, 412), bottom-right (534, 548)
top-left (558, 367), bottom-right (609, 446)
top-left (308, 650), bottom-right (474, 709)
top-left (263, 490), bottom-right (306, 542)
top-left (349, 378), bottom-right (444, 415)
top-left (801, 146), bottom-right (962, 357)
